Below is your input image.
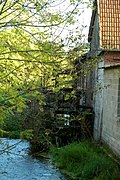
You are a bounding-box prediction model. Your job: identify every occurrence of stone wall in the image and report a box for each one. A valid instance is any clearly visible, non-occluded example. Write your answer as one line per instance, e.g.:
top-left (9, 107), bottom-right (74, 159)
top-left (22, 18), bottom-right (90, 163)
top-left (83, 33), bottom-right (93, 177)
top-left (93, 59), bottom-right (104, 140)
top-left (93, 52), bottom-right (120, 157)
top-left (88, 0), bottom-right (120, 157)
top-left (102, 66), bottom-right (120, 157)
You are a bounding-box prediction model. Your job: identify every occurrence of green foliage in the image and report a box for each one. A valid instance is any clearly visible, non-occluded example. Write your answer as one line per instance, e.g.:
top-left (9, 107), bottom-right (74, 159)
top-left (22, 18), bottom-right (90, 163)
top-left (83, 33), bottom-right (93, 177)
top-left (0, 129), bottom-right (20, 139)
top-left (0, 112), bottom-right (24, 139)
top-left (2, 113), bottom-right (23, 132)
top-left (20, 129), bottom-right (33, 140)
top-left (0, 129), bottom-right (9, 138)
top-left (0, 0), bottom-right (94, 155)
top-left (27, 110), bottom-right (54, 153)
top-left (50, 141), bottom-right (120, 179)
top-left (7, 131), bottom-right (20, 139)
top-left (0, 0), bottom-right (92, 125)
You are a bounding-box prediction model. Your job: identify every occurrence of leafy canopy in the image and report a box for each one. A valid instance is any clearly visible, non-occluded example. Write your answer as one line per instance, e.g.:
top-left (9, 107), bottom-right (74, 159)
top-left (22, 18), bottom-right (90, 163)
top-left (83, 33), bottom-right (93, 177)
top-left (0, 0), bottom-right (90, 122)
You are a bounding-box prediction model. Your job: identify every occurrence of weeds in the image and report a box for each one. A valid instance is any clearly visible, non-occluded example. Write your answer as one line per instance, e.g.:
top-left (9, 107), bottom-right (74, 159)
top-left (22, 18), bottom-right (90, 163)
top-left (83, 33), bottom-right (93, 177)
top-left (50, 141), bottom-right (120, 179)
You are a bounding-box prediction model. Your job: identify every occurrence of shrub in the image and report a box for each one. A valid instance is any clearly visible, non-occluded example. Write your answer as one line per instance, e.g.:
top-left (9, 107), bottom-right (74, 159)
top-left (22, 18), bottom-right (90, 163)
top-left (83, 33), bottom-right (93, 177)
top-left (0, 129), bottom-right (9, 138)
top-left (0, 129), bottom-right (20, 139)
top-left (2, 113), bottom-right (24, 132)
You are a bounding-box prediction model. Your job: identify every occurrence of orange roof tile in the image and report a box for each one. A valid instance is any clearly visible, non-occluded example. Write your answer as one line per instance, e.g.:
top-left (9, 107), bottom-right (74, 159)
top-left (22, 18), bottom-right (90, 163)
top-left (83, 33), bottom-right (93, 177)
top-left (89, 0), bottom-right (120, 50)
top-left (98, 0), bottom-right (120, 50)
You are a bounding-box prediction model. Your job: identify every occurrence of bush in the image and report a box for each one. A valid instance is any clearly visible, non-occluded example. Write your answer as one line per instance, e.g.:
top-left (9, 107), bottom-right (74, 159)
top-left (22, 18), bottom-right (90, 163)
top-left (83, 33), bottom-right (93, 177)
top-left (0, 129), bottom-right (20, 139)
top-left (0, 113), bottom-right (24, 139)
top-left (0, 129), bottom-right (9, 138)
top-left (50, 141), bottom-right (120, 179)
top-left (3, 114), bottom-right (23, 132)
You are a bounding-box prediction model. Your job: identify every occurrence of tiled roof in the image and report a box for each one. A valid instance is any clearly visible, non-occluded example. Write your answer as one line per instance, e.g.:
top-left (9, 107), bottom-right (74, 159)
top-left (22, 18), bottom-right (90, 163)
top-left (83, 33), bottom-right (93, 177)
top-left (98, 0), bottom-right (120, 50)
top-left (89, 0), bottom-right (120, 50)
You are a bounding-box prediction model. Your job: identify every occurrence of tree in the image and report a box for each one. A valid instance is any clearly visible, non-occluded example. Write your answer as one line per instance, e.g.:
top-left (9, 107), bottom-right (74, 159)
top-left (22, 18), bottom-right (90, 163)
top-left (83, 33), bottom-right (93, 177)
top-left (0, 0), bottom-right (96, 153)
top-left (0, 0), bottom-right (94, 147)
top-left (0, 0), bottom-right (92, 126)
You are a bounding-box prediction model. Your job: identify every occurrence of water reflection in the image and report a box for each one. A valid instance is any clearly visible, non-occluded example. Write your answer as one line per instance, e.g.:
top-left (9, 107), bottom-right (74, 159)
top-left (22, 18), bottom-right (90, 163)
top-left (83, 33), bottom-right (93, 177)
top-left (0, 138), bottom-right (66, 180)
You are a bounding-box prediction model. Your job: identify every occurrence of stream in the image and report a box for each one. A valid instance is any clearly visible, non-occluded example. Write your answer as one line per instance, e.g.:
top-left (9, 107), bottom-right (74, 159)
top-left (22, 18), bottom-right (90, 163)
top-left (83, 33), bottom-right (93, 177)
top-left (0, 138), bottom-right (66, 180)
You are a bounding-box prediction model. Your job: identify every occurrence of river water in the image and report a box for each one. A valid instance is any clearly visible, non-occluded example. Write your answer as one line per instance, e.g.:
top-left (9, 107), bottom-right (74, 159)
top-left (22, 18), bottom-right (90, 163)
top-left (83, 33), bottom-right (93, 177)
top-left (0, 138), bottom-right (66, 180)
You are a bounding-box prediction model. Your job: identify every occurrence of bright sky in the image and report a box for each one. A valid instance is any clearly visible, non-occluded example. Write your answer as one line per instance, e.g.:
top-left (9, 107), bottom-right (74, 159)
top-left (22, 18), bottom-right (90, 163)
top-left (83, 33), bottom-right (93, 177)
top-left (50, 0), bottom-right (93, 42)
top-left (80, 4), bottom-right (92, 38)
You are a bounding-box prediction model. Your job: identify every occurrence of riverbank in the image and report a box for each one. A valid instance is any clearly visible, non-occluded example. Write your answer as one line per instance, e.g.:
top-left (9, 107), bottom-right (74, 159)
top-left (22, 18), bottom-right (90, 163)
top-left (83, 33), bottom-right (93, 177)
top-left (0, 129), bottom-right (21, 139)
top-left (50, 141), bottom-right (120, 180)
top-left (0, 138), bottom-right (66, 180)
top-left (0, 129), bottom-right (33, 140)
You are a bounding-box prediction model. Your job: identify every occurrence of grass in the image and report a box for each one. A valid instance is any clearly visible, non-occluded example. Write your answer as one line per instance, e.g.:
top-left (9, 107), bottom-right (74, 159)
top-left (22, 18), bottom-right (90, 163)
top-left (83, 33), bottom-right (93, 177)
top-left (50, 141), bottom-right (120, 180)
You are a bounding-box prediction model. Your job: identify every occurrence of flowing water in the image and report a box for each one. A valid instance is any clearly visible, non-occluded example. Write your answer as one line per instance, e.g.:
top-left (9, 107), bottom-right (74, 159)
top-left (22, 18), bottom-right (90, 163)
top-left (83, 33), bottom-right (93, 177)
top-left (0, 138), bottom-right (66, 180)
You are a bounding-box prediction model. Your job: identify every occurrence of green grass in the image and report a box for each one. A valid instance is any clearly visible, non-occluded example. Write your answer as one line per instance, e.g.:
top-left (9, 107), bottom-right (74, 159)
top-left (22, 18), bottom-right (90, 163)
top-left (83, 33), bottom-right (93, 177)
top-left (50, 141), bottom-right (120, 180)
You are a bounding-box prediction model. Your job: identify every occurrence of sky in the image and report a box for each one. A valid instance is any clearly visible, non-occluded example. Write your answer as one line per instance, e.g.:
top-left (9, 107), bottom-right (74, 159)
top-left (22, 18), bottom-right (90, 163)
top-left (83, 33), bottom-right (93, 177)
top-left (80, 3), bottom-right (92, 38)
top-left (49, 0), bottom-right (93, 43)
